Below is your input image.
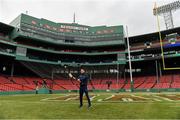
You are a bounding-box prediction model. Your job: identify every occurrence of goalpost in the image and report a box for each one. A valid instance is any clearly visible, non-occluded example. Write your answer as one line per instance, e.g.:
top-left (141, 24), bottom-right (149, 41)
top-left (155, 2), bottom-right (180, 70)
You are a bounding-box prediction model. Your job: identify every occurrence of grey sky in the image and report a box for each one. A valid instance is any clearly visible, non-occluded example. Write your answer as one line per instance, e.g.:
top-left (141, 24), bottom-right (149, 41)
top-left (0, 0), bottom-right (180, 36)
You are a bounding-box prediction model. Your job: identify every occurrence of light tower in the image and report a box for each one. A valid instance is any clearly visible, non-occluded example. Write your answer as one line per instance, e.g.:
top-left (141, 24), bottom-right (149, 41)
top-left (153, 1), bottom-right (180, 29)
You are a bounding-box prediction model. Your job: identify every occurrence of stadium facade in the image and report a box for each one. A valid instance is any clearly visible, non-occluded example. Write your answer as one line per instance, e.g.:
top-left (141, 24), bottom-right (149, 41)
top-left (0, 13), bottom-right (180, 94)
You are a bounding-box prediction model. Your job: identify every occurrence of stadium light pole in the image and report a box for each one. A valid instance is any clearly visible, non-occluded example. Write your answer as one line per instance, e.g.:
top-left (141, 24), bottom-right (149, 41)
top-left (126, 26), bottom-right (134, 92)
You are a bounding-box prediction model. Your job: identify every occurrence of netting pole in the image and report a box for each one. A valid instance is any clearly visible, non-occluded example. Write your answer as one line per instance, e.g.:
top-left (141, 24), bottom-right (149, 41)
top-left (117, 63), bottom-right (119, 91)
top-left (10, 63), bottom-right (14, 77)
top-left (51, 69), bottom-right (54, 80)
top-left (155, 60), bottom-right (160, 92)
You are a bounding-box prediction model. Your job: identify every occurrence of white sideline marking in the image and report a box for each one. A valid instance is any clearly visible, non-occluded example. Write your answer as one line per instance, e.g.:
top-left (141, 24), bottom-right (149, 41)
top-left (97, 99), bottom-right (102, 102)
top-left (41, 97), bottom-right (64, 101)
top-left (154, 95), bottom-right (174, 102)
top-left (131, 95), bottom-right (149, 100)
top-left (104, 95), bottom-right (115, 100)
top-left (41, 95), bottom-right (70, 101)
top-left (122, 98), bottom-right (133, 102)
top-left (131, 95), bottom-right (162, 101)
top-left (90, 95), bottom-right (96, 101)
top-left (65, 96), bottom-right (79, 101)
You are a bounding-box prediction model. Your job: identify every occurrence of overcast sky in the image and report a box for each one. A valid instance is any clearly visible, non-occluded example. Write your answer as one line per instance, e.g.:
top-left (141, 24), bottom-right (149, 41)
top-left (0, 0), bottom-right (180, 36)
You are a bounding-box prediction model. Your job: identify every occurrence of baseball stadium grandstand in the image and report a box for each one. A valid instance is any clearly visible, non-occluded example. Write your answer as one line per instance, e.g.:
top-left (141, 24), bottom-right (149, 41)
top-left (0, 13), bottom-right (180, 95)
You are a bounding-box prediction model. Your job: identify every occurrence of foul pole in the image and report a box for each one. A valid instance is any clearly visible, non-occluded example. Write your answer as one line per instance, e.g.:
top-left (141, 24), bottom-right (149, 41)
top-left (126, 26), bottom-right (134, 92)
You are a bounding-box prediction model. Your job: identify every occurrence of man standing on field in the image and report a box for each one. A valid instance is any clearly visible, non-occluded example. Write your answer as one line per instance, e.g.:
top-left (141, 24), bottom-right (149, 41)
top-left (71, 68), bottom-right (91, 108)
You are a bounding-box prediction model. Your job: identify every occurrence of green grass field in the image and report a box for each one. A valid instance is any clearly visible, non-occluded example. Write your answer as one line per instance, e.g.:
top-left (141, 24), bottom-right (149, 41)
top-left (0, 92), bottom-right (180, 119)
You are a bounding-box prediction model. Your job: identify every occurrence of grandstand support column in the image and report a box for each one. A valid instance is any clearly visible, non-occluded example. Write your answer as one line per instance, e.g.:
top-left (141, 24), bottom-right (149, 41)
top-left (126, 26), bottom-right (134, 92)
top-left (159, 62), bottom-right (162, 77)
top-left (51, 69), bottom-right (54, 80)
top-left (155, 60), bottom-right (159, 82)
top-left (11, 63), bottom-right (14, 77)
top-left (155, 60), bottom-right (159, 91)
top-left (116, 63), bottom-right (119, 91)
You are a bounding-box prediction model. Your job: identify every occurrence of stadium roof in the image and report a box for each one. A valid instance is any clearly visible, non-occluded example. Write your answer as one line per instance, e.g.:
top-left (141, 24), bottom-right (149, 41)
top-left (129, 26), bottom-right (180, 43)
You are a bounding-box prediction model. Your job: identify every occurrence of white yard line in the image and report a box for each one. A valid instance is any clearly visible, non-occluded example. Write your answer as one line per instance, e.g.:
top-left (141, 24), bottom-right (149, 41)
top-left (154, 95), bottom-right (174, 102)
top-left (121, 98), bottom-right (133, 102)
top-left (90, 95), bottom-right (96, 101)
top-left (41, 95), bottom-right (70, 101)
top-left (97, 99), bottom-right (102, 102)
top-left (104, 95), bottom-right (115, 100)
top-left (131, 94), bottom-right (162, 101)
top-left (64, 96), bottom-right (79, 101)
top-left (131, 95), bottom-right (149, 100)
top-left (41, 97), bottom-right (60, 101)
top-left (41, 94), bottom-right (96, 102)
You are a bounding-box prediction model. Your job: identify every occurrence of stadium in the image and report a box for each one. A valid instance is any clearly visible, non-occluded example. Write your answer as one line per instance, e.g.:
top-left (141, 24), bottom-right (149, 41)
top-left (0, 1), bottom-right (180, 119)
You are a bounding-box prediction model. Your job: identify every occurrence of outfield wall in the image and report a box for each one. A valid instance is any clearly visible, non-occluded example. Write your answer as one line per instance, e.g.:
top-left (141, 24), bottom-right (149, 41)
top-left (0, 88), bottom-right (180, 95)
top-left (0, 90), bottom-right (35, 95)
